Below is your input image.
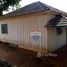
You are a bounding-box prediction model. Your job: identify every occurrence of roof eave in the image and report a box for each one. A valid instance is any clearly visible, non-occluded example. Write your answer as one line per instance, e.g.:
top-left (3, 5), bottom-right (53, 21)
top-left (0, 10), bottom-right (67, 19)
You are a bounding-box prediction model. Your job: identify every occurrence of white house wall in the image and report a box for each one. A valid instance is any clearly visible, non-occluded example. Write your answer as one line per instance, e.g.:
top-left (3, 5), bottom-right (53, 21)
top-left (0, 13), bottom-right (55, 52)
top-left (48, 27), bottom-right (66, 52)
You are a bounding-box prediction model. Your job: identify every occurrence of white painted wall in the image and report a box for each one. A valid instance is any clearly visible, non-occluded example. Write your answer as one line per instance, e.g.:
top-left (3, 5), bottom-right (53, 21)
top-left (0, 12), bottom-right (65, 53)
top-left (47, 27), bottom-right (66, 52)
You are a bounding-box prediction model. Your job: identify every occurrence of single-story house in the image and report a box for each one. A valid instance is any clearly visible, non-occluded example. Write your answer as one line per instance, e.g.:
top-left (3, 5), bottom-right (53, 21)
top-left (0, 1), bottom-right (67, 53)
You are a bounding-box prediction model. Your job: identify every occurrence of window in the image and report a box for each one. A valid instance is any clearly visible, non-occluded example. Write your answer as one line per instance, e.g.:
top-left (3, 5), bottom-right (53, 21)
top-left (1, 24), bottom-right (8, 34)
top-left (56, 28), bottom-right (62, 35)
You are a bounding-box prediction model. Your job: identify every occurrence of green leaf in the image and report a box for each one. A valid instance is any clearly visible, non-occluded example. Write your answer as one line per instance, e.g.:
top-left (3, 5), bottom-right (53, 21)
top-left (0, 0), bottom-right (21, 16)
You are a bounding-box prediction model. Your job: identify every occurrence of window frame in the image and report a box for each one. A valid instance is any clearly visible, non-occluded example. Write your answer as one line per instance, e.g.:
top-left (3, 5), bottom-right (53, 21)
top-left (1, 24), bottom-right (8, 34)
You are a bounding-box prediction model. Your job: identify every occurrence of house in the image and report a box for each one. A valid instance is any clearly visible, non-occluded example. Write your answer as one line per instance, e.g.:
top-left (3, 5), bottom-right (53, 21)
top-left (0, 1), bottom-right (67, 53)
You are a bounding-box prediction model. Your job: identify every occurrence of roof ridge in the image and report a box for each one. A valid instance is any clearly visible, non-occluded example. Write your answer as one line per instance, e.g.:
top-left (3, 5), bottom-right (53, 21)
top-left (3, 1), bottom-right (67, 17)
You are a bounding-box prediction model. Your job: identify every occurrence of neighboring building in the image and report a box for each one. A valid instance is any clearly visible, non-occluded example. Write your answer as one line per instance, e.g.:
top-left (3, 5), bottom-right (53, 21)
top-left (0, 1), bottom-right (67, 53)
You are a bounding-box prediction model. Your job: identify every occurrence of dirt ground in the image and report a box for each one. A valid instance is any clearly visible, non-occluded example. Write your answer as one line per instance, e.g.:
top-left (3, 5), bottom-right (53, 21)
top-left (0, 44), bottom-right (67, 67)
top-left (0, 45), bottom-right (48, 67)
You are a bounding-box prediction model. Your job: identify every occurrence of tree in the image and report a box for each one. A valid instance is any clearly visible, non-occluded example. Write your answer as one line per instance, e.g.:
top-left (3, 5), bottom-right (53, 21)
top-left (0, 0), bottom-right (21, 16)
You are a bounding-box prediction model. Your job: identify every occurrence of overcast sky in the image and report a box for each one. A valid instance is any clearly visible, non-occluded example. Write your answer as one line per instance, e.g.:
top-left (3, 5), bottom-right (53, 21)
top-left (20, 0), bottom-right (67, 12)
top-left (3, 0), bottom-right (67, 14)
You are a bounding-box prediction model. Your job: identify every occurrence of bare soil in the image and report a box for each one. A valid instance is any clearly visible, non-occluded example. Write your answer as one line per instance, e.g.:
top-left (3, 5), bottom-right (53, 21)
top-left (0, 44), bottom-right (67, 67)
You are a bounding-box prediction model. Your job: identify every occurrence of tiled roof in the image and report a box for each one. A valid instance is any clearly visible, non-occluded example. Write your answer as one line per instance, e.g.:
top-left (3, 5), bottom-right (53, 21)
top-left (46, 14), bottom-right (63, 27)
top-left (3, 1), bottom-right (67, 17)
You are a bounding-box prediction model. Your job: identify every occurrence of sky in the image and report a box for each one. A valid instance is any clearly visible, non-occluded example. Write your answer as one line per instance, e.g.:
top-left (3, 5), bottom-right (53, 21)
top-left (3, 0), bottom-right (67, 14)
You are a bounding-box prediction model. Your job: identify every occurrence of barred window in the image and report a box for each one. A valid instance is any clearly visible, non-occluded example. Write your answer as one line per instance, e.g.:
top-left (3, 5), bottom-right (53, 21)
top-left (1, 24), bottom-right (8, 34)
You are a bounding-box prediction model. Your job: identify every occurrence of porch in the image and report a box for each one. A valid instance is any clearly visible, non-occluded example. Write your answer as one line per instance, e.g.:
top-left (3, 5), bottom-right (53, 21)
top-left (46, 14), bottom-right (67, 52)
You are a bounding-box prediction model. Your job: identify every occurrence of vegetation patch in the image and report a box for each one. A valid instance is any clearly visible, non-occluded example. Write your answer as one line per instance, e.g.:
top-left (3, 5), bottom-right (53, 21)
top-left (0, 59), bottom-right (16, 67)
